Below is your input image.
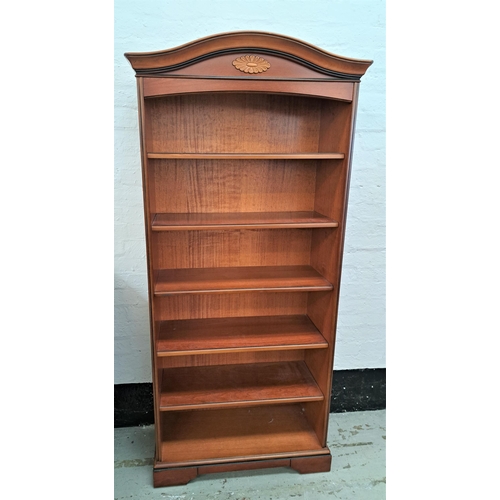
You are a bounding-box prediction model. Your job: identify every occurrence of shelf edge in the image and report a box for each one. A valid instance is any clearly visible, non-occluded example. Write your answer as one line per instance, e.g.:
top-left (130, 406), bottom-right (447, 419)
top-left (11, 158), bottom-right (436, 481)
top-left (147, 153), bottom-right (344, 159)
top-left (159, 395), bottom-right (324, 412)
top-left (157, 343), bottom-right (328, 357)
top-left (154, 448), bottom-right (330, 469)
top-left (154, 285), bottom-right (333, 295)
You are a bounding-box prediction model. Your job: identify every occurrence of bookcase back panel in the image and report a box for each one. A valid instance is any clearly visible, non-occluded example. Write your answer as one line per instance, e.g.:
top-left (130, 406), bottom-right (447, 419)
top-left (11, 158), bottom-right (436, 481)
top-left (146, 94), bottom-right (322, 153)
top-left (157, 350), bottom-right (304, 369)
top-left (152, 229), bottom-right (312, 269)
top-left (153, 292), bottom-right (308, 321)
top-left (150, 159), bottom-right (317, 214)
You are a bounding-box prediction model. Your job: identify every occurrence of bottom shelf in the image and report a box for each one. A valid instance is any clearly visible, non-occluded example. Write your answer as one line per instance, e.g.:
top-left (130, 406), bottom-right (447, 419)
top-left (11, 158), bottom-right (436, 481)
top-left (159, 404), bottom-right (327, 466)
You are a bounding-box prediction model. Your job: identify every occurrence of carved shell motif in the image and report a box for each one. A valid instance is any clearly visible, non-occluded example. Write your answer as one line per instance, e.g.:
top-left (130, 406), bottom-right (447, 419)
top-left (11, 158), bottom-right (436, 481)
top-left (232, 55), bottom-right (271, 74)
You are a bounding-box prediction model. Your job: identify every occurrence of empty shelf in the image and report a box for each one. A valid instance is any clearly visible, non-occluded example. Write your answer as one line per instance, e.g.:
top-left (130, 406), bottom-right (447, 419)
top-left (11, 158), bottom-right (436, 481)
top-left (154, 265), bottom-right (333, 295)
top-left (160, 361), bottom-right (324, 411)
top-left (159, 404), bottom-right (327, 466)
top-left (156, 315), bottom-right (328, 356)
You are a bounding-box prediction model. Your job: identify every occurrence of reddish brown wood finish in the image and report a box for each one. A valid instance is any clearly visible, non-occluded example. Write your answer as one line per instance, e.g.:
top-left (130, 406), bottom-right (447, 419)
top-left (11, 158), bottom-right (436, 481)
top-left (153, 456), bottom-right (328, 486)
top-left (154, 292), bottom-right (308, 321)
top-left (125, 31), bottom-right (371, 487)
top-left (143, 77), bottom-right (354, 100)
top-left (145, 94), bottom-right (325, 154)
top-left (153, 455), bottom-right (332, 487)
top-left (147, 153), bottom-right (344, 159)
top-left (150, 53), bottom-right (344, 80)
top-left (152, 229), bottom-right (313, 270)
top-left (152, 211), bottom-right (338, 231)
top-left (159, 404), bottom-right (327, 466)
top-left (125, 31), bottom-right (372, 78)
top-left (157, 349), bottom-right (304, 369)
top-left (159, 361), bottom-right (323, 410)
top-left (156, 314), bottom-right (327, 355)
top-left (153, 467), bottom-right (198, 487)
top-left (149, 158), bottom-right (318, 214)
top-left (305, 84), bottom-right (362, 444)
top-left (154, 266), bottom-right (333, 295)
top-left (136, 80), bottom-right (164, 459)
top-left (199, 458), bottom-right (290, 475)
top-left (290, 454), bottom-right (332, 474)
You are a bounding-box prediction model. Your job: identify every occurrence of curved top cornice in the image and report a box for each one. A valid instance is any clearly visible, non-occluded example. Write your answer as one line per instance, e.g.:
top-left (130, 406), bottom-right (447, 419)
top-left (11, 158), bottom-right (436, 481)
top-left (124, 31), bottom-right (373, 80)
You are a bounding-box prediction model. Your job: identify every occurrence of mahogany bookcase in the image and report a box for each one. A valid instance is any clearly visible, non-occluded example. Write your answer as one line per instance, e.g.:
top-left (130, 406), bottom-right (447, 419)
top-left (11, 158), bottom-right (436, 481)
top-left (125, 31), bottom-right (372, 487)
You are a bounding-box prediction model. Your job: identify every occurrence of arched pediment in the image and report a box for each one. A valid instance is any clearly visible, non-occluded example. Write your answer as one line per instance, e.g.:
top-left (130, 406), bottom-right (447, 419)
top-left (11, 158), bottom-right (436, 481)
top-left (125, 31), bottom-right (372, 81)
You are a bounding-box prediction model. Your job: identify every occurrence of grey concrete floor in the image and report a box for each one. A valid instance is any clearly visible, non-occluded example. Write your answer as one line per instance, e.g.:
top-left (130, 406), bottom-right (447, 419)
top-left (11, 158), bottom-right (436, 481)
top-left (115, 409), bottom-right (385, 500)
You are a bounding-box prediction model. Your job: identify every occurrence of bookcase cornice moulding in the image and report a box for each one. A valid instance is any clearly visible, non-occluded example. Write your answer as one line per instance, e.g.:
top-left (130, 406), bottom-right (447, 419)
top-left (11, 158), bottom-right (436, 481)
top-left (125, 30), bottom-right (372, 80)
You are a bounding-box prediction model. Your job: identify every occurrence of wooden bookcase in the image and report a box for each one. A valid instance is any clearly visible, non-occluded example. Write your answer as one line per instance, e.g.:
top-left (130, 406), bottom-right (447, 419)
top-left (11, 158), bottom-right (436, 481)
top-left (125, 31), bottom-right (372, 487)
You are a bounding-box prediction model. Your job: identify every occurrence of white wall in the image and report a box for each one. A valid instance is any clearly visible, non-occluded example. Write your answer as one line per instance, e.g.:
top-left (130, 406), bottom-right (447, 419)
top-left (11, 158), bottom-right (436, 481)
top-left (114, 0), bottom-right (386, 383)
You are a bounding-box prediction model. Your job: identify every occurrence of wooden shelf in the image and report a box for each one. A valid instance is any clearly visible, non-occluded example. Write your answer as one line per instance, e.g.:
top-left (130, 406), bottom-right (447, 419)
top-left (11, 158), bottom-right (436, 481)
top-left (156, 315), bottom-right (328, 356)
top-left (152, 211), bottom-right (339, 231)
top-left (159, 404), bottom-right (327, 466)
top-left (154, 265), bottom-right (333, 295)
top-left (160, 361), bottom-right (323, 411)
top-left (147, 153), bottom-right (344, 160)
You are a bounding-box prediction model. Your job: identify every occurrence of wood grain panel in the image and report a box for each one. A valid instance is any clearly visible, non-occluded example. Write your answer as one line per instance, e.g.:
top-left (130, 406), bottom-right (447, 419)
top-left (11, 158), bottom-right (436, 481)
top-left (149, 159), bottom-right (317, 214)
top-left (147, 153), bottom-right (343, 159)
top-left (152, 230), bottom-right (312, 270)
top-left (154, 292), bottom-right (308, 321)
top-left (318, 99), bottom-right (353, 153)
top-left (153, 467), bottom-right (198, 487)
top-left (304, 291), bottom-right (337, 444)
top-left (156, 315), bottom-right (327, 355)
top-left (199, 459), bottom-right (290, 475)
top-left (146, 94), bottom-right (322, 153)
top-left (309, 228), bottom-right (341, 285)
top-left (313, 161), bottom-right (346, 220)
top-left (157, 350), bottom-right (304, 369)
top-left (136, 79), bottom-right (163, 460)
top-left (290, 454), bottom-right (332, 474)
top-left (143, 76), bottom-right (353, 101)
top-left (159, 404), bottom-right (325, 465)
top-left (149, 53), bottom-right (331, 79)
top-left (315, 100), bottom-right (353, 219)
top-left (159, 361), bottom-right (323, 410)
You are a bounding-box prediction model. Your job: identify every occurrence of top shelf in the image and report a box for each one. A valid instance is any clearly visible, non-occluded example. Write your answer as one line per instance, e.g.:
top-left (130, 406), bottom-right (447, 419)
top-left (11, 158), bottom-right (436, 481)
top-left (147, 153), bottom-right (344, 160)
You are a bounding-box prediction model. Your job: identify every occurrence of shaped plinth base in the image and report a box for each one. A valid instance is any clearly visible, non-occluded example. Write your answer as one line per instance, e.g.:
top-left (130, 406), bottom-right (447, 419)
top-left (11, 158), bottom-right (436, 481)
top-left (153, 454), bottom-right (332, 487)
